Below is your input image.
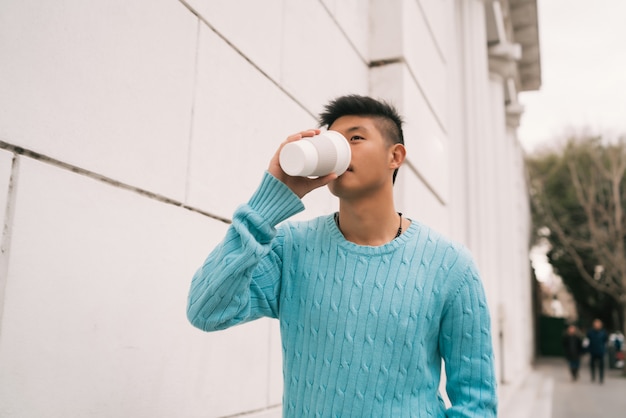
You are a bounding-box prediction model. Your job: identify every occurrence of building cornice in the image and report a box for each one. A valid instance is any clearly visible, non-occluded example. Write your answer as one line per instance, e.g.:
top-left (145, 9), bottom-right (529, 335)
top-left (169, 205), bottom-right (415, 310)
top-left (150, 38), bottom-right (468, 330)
top-left (508, 0), bottom-right (542, 91)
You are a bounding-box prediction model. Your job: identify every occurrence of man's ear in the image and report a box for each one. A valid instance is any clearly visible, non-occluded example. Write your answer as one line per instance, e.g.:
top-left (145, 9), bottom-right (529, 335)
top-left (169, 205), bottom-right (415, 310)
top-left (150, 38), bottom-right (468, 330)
top-left (390, 143), bottom-right (406, 169)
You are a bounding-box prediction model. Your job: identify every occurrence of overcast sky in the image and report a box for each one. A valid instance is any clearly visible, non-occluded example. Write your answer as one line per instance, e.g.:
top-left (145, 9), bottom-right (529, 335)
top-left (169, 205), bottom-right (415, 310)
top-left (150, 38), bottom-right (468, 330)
top-left (517, 0), bottom-right (626, 153)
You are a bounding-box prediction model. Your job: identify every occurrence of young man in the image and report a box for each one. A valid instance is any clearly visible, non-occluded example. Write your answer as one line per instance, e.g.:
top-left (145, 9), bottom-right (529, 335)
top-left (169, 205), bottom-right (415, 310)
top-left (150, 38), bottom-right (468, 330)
top-left (562, 324), bottom-right (584, 381)
top-left (187, 95), bottom-right (497, 416)
top-left (586, 318), bottom-right (608, 383)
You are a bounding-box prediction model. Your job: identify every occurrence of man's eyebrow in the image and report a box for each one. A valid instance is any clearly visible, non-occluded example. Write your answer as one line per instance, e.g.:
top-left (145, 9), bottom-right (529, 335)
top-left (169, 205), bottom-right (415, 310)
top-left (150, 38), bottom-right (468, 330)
top-left (345, 126), bottom-right (369, 133)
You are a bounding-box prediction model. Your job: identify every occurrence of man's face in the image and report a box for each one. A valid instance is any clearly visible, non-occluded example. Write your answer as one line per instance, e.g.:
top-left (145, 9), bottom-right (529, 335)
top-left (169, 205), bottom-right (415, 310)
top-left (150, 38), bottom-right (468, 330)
top-left (327, 115), bottom-right (395, 199)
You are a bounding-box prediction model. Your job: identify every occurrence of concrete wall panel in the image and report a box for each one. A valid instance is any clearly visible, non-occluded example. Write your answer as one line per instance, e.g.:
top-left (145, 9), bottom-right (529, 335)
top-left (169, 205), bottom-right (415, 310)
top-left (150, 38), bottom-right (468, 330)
top-left (417, 0), bottom-right (452, 61)
top-left (0, 0), bottom-right (197, 201)
top-left (395, 170), bottom-right (449, 237)
top-left (281, 0), bottom-right (368, 115)
top-left (401, 0), bottom-right (448, 128)
top-left (370, 0), bottom-right (403, 60)
top-left (0, 158), bottom-right (278, 417)
top-left (371, 64), bottom-right (449, 204)
top-left (321, 0), bottom-right (370, 60)
top-left (184, 0), bottom-right (284, 81)
top-left (371, 0), bottom-right (447, 127)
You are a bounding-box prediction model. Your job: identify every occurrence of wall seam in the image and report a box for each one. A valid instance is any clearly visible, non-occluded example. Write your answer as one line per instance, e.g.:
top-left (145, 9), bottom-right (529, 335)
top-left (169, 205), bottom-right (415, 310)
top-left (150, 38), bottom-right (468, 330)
top-left (184, 17), bottom-right (202, 203)
top-left (219, 403), bottom-right (282, 418)
top-left (0, 152), bottom-right (20, 336)
top-left (415, 0), bottom-right (447, 64)
top-left (0, 141), bottom-right (231, 224)
top-left (177, 0), bottom-right (316, 120)
top-left (319, 0), bottom-right (369, 66)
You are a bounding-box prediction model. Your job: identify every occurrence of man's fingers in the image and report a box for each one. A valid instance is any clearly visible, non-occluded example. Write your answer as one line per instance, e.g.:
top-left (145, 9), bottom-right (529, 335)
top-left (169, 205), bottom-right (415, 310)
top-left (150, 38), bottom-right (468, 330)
top-left (284, 129), bottom-right (320, 144)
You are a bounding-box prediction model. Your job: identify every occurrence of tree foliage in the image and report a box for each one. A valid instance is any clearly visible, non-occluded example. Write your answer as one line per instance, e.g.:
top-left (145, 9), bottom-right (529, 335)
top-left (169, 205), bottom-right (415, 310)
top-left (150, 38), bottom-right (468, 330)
top-left (526, 135), bottom-right (626, 331)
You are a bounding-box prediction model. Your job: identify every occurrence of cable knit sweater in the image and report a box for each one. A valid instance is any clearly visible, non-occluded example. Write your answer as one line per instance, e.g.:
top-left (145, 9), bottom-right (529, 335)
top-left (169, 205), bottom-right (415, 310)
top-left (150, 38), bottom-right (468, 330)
top-left (187, 172), bottom-right (497, 417)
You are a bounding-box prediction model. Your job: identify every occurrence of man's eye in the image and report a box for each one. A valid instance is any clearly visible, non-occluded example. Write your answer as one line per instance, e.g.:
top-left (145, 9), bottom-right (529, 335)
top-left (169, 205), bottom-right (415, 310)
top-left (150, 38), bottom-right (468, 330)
top-left (350, 136), bottom-right (364, 141)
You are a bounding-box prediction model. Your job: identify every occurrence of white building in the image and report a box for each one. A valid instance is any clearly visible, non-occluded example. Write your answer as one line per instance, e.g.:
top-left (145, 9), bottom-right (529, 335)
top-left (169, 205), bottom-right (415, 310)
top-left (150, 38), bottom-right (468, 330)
top-left (0, 1), bottom-right (540, 417)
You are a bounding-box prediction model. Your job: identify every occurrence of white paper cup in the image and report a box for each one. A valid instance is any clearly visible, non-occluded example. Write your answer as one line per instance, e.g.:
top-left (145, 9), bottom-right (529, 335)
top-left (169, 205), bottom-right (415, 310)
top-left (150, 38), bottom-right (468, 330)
top-left (279, 130), bottom-right (351, 177)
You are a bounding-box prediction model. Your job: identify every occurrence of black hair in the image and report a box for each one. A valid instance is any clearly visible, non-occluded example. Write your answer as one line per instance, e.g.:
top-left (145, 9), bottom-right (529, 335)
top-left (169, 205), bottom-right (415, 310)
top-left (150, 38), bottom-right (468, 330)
top-left (318, 94), bottom-right (404, 183)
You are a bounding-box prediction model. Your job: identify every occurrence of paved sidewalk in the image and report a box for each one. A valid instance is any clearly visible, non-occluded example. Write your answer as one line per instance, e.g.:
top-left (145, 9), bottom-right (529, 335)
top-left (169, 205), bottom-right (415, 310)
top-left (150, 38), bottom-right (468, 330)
top-left (501, 356), bottom-right (626, 418)
top-left (534, 356), bottom-right (626, 418)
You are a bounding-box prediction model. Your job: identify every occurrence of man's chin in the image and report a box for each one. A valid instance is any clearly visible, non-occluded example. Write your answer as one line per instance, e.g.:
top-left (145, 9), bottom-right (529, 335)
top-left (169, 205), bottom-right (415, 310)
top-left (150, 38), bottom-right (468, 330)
top-left (327, 177), bottom-right (342, 197)
top-left (327, 176), bottom-right (350, 198)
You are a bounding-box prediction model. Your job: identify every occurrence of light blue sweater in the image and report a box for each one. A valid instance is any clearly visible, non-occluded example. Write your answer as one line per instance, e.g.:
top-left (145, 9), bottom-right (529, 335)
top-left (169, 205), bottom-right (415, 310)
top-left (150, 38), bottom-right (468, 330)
top-left (187, 172), bottom-right (497, 417)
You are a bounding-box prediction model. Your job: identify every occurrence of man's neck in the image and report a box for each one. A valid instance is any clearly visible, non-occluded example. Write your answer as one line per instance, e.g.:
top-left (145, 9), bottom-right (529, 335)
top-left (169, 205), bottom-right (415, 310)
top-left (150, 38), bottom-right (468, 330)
top-left (336, 194), bottom-right (403, 246)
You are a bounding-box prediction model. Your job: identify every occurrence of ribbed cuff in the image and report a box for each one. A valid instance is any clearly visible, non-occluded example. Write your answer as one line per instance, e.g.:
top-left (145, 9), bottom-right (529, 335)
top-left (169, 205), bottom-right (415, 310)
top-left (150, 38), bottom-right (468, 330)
top-left (247, 172), bottom-right (305, 226)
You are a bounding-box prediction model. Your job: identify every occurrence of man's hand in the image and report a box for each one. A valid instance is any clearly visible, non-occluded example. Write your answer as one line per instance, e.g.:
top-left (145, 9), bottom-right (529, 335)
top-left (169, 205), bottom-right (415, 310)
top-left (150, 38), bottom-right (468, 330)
top-left (268, 129), bottom-right (338, 198)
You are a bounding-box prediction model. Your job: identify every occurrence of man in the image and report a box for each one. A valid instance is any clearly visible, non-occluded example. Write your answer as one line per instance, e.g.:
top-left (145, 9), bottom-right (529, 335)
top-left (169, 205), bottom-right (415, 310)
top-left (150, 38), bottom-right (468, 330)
top-left (187, 95), bottom-right (497, 416)
top-left (586, 318), bottom-right (608, 383)
top-left (561, 324), bottom-right (584, 381)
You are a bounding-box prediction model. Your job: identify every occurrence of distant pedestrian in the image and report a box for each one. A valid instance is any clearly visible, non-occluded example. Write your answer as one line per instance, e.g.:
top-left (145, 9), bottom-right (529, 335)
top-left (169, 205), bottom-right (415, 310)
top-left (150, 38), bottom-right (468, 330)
top-left (586, 319), bottom-right (609, 383)
top-left (562, 324), bottom-right (584, 381)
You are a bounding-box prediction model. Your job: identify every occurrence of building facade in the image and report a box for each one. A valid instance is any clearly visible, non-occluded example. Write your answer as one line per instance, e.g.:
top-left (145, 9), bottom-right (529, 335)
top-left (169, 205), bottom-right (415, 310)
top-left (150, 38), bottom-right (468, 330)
top-left (0, 0), bottom-right (540, 416)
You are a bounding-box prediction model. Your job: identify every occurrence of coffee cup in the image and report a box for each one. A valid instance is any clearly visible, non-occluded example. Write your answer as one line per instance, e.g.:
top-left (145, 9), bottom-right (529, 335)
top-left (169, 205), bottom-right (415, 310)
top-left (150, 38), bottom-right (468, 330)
top-left (279, 130), bottom-right (351, 177)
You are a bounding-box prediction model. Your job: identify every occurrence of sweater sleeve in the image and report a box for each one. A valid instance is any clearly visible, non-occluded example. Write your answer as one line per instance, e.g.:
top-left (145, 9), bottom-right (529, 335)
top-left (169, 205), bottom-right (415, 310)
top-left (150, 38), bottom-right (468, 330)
top-left (439, 252), bottom-right (498, 417)
top-left (186, 172), bottom-right (304, 332)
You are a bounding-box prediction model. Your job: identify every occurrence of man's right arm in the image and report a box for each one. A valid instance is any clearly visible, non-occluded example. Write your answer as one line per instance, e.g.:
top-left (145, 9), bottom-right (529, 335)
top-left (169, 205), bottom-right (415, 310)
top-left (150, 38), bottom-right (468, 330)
top-left (186, 129), bottom-right (338, 332)
top-left (186, 172), bottom-right (304, 331)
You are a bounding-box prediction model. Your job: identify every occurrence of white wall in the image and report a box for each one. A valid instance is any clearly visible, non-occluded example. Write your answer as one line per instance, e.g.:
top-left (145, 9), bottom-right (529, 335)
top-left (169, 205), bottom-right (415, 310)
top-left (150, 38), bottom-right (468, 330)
top-left (0, 0), bottom-right (536, 416)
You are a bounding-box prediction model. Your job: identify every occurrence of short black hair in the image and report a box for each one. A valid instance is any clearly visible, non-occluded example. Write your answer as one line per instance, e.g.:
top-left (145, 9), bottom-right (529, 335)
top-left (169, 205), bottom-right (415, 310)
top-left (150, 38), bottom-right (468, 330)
top-left (318, 94), bottom-right (404, 183)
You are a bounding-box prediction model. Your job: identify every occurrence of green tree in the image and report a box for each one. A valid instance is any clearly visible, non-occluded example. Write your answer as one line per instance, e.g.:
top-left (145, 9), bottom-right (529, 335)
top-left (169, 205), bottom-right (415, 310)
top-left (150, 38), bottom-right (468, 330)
top-left (546, 241), bottom-right (620, 328)
top-left (526, 135), bottom-right (626, 338)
